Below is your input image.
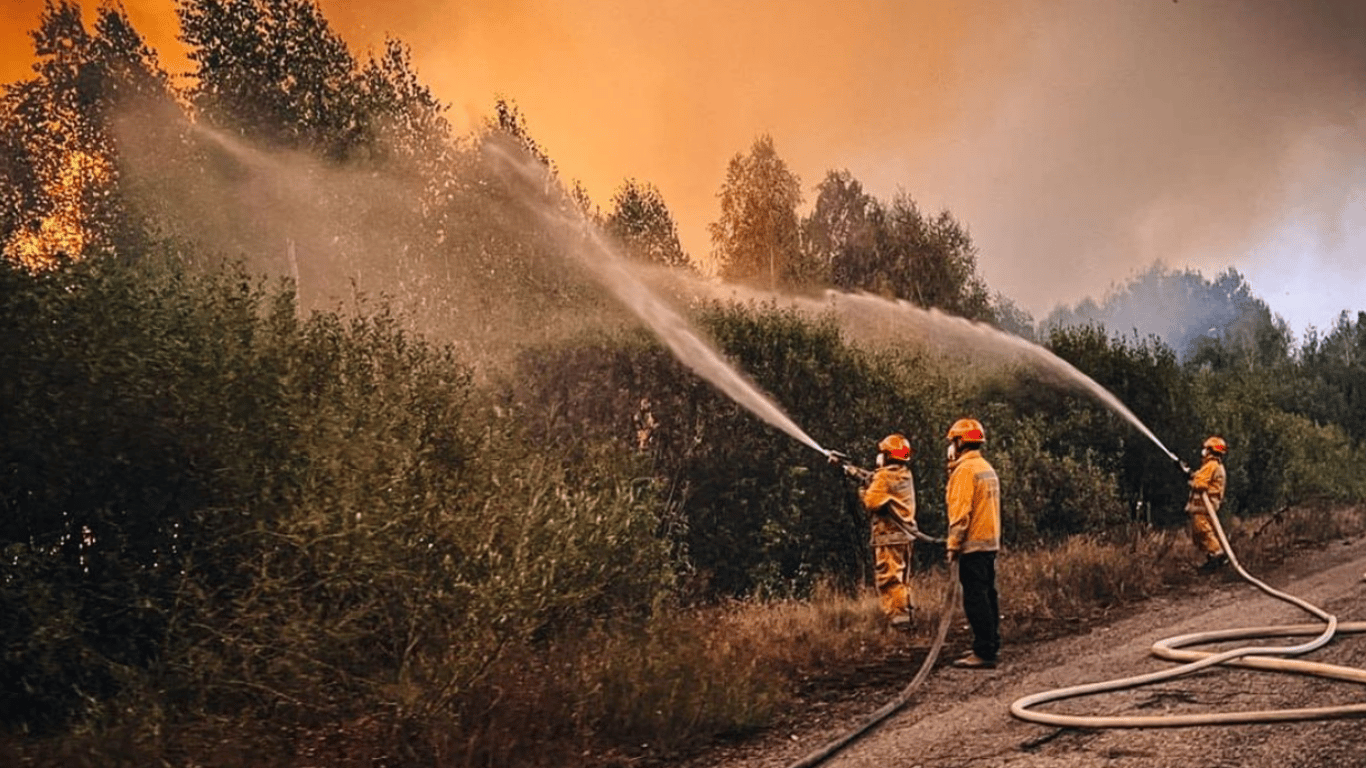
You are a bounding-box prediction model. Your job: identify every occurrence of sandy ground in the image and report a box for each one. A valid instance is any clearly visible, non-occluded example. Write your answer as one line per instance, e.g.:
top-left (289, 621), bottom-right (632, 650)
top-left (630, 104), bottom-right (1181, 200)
top-left (681, 535), bottom-right (1366, 768)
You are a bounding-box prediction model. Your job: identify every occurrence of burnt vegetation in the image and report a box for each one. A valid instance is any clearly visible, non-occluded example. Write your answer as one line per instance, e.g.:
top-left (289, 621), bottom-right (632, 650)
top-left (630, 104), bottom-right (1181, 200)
top-left (4, 2), bottom-right (1366, 766)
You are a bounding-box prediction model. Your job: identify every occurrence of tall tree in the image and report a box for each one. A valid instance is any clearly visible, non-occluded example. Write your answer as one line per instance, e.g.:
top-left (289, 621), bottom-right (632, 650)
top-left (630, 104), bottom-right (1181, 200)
top-left (708, 134), bottom-right (805, 288)
top-left (355, 37), bottom-right (453, 171)
top-left (878, 193), bottom-right (992, 319)
top-left (1045, 265), bottom-right (1290, 363)
top-left (177, 0), bottom-right (364, 157)
top-left (605, 178), bottom-right (688, 268)
top-left (803, 169), bottom-right (878, 288)
top-left (0, 0), bottom-right (173, 267)
top-left (798, 170), bottom-right (995, 320)
top-left (1295, 311), bottom-right (1366, 445)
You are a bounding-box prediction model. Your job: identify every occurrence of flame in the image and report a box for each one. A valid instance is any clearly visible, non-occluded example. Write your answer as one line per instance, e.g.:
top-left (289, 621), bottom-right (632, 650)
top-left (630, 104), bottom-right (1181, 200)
top-left (4, 149), bottom-right (113, 269)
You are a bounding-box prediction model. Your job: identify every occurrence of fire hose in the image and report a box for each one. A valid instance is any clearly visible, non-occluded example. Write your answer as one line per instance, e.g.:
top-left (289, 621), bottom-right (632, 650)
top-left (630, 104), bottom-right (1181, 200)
top-left (1010, 492), bottom-right (1366, 727)
top-left (784, 560), bottom-right (960, 768)
top-left (789, 476), bottom-right (1366, 768)
top-left (780, 456), bottom-right (960, 768)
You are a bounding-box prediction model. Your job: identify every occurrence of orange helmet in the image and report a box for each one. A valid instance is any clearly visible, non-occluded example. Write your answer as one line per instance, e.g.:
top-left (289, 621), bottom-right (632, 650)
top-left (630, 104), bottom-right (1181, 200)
top-left (878, 433), bottom-right (913, 462)
top-left (946, 418), bottom-right (986, 443)
top-left (1203, 436), bottom-right (1227, 455)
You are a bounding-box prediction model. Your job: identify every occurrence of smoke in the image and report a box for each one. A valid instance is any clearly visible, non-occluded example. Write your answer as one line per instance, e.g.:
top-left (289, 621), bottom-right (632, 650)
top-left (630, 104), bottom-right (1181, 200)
top-left (898, 1), bottom-right (1366, 330)
top-left (17, 0), bottom-right (1365, 337)
top-left (350, 0), bottom-right (1366, 334)
top-left (110, 107), bottom-right (640, 376)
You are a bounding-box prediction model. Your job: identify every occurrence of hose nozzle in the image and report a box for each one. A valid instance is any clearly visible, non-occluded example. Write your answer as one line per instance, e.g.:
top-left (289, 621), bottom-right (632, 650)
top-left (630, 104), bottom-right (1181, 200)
top-left (826, 449), bottom-right (871, 482)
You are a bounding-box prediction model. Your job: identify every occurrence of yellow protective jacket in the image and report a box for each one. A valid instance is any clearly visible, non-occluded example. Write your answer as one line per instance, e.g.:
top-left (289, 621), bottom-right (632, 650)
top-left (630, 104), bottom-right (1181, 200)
top-left (861, 464), bottom-right (917, 527)
top-left (1185, 457), bottom-right (1226, 515)
top-left (946, 450), bottom-right (1001, 554)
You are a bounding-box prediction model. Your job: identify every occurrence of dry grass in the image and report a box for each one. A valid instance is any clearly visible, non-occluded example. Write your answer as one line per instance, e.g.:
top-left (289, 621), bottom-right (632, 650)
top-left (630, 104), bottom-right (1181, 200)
top-left (484, 506), bottom-right (1366, 766)
top-left (7, 508), bottom-right (1361, 768)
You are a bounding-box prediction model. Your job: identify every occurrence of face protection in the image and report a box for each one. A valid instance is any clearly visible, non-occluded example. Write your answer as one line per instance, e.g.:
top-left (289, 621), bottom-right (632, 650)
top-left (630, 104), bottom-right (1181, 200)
top-left (946, 440), bottom-right (958, 463)
top-left (876, 452), bottom-right (886, 468)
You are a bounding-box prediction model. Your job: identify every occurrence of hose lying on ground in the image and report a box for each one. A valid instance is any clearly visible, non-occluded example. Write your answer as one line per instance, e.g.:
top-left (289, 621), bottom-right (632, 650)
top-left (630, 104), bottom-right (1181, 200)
top-left (783, 560), bottom-right (961, 768)
top-left (1010, 493), bottom-right (1366, 727)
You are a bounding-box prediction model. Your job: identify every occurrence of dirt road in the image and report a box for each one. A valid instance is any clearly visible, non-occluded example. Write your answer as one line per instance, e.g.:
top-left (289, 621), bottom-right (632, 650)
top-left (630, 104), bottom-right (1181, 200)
top-left (689, 535), bottom-right (1366, 768)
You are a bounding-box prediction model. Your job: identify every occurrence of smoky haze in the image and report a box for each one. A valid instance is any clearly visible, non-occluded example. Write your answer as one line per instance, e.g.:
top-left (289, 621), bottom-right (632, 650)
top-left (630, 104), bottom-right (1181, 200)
top-left (3, 0), bottom-right (1364, 334)
top-left (903, 0), bottom-right (1366, 332)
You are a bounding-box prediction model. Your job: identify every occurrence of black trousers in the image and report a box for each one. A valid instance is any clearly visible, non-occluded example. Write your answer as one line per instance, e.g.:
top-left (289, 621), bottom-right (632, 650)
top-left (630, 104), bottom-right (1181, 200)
top-left (957, 551), bottom-right (1000, 661)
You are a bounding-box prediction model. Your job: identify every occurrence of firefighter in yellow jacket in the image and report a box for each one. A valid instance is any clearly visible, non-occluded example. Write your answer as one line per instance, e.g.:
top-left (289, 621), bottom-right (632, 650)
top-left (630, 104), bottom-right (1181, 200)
top-left (1186, 436), bottom-right (1229, 572)
top-left (945, 418), bottom-right (1001, 669)
top-left (840, 434), bottom-right (920, 630)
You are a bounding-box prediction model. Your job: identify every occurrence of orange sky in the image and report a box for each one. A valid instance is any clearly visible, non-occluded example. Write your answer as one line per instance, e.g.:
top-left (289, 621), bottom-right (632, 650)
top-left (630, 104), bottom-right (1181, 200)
top-left (4, 1), bottom-right (1365, 332)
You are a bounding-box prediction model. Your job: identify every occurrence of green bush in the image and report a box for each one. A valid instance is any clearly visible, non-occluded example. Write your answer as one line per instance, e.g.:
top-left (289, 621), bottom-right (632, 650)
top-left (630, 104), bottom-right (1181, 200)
top-left (509, 302), bottom-right (960, 599)
top-left (0, 254), bottom-right (674, 746)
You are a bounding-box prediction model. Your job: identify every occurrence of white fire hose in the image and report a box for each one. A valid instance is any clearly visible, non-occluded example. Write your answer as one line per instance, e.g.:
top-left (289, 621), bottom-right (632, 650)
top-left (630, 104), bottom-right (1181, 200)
top-left (1010, 493), bottom-right (1366, 727)
top-left (784, 560), bottom-right (961, 768)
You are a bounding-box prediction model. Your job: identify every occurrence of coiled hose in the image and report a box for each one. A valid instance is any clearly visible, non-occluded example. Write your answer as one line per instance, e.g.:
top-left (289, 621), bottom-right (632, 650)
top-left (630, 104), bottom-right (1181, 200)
top-left (1010, 493), bottom-right (1366, 727)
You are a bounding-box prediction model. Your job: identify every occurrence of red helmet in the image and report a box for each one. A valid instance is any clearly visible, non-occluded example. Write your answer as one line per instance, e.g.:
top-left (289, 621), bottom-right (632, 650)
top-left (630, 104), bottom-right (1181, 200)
top-left (878, 433), bottom-right (913, 461)
top-left (946, 418), bottom-right (986, 443)
top-left (1203, 436), bottom-right (1227, 455)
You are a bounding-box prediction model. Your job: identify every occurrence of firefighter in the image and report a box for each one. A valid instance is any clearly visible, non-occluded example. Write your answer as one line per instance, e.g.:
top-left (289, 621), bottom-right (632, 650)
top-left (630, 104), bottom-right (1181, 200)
top-left (1186, 436), bottom-right (1229, 572)
top-left (944, 418), bottom-right (1001, 669)
top-left (835, 434), bottom-right (920, 630)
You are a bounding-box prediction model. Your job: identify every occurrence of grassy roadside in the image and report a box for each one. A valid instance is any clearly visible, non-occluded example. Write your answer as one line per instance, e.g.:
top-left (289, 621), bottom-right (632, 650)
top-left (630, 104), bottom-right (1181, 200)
top-left (3, 506), bottom-right (1361, 768)
top-left (507, 505), bottom-right (1366, 767)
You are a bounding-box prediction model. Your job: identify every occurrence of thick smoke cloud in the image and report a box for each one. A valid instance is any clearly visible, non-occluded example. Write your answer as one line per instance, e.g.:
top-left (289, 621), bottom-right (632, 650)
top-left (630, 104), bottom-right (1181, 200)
top-left (3, 0), bottom-right (1364, 331)
top-left (902, 1), bottom-right (1366, 330)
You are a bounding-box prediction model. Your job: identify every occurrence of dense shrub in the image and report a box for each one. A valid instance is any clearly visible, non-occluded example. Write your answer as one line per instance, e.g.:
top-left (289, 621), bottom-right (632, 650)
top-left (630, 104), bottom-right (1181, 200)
top-left (0, 255), bottom-right (674, 744)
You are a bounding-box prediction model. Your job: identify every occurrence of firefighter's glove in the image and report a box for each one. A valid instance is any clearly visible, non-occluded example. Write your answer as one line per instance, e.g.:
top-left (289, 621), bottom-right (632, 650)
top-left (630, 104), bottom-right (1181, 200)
top-left (844, 464), bottom-right (871, 483)
top-left (1175, 459), bottom-right (1192, 479)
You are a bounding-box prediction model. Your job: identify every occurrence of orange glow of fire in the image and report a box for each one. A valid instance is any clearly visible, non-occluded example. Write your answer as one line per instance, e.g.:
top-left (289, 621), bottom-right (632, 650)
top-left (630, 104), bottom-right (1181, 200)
top-left (4, 149), bottom-right (113, 270)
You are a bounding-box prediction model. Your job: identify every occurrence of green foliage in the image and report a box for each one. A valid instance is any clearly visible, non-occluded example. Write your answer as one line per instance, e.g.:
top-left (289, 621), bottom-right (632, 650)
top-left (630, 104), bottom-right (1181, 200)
top-left (802, 170), bottom-right (995, 322)
top-left (803, 169), bottom-right (878, 288)
top-left (989, 415), bottom-right (1130, 541)
top-left (0, 254), bottom-right (673, 744)
top-left (1039, 324), bottom-right (1197, 524)
top-left (177, 0), bottom-right (364, 157)
top-left (604, 178), bottom-right (689, 268)
top-left (1291, 310), bottom-right (1366, 445)
top-left (511, 301), bottom-right (963, 598)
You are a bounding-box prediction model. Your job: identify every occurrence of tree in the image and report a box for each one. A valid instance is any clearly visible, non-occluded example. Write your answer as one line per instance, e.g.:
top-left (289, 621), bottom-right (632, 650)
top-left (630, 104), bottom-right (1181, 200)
top-left (802, 169), bottom-right (878, 288)
top-left (355, 37), bottom-right (454, 171)
top-left (176, 0), bottom-right (365, 157)
top-left (798, 170), bottom-right (995, 320)
top-left (1, 0), bottom-right (174, 267)
top-left (484, 96), bottom-right (555, 173)
top-left (1293, 310), bottom-right (1366, 445)
top-left (1044, 264), bottom-right (1290, 364)
top-left (878, 192), bottom-right (992, 319)
top-left (991, 291), bottom-right (1036, 339)
top-left (605, 178), bottom-right (688, 268)
top-left (708, 134), bottom-right (806, 287)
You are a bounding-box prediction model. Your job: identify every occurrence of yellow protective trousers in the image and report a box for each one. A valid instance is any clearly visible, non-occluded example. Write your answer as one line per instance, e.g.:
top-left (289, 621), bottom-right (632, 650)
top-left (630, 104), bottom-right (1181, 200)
top-left (870, 516), bottom-right (914, 621)
top-left (1189, 510), bottom-right (1224, 557)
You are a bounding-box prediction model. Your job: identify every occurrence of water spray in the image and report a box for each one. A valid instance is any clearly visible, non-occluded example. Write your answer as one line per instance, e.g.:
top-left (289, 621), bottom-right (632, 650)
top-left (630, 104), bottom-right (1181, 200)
top-left (478, 140), bottom-right (1366, 761)
top-left (483, 141), bottom-right (839, 461)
